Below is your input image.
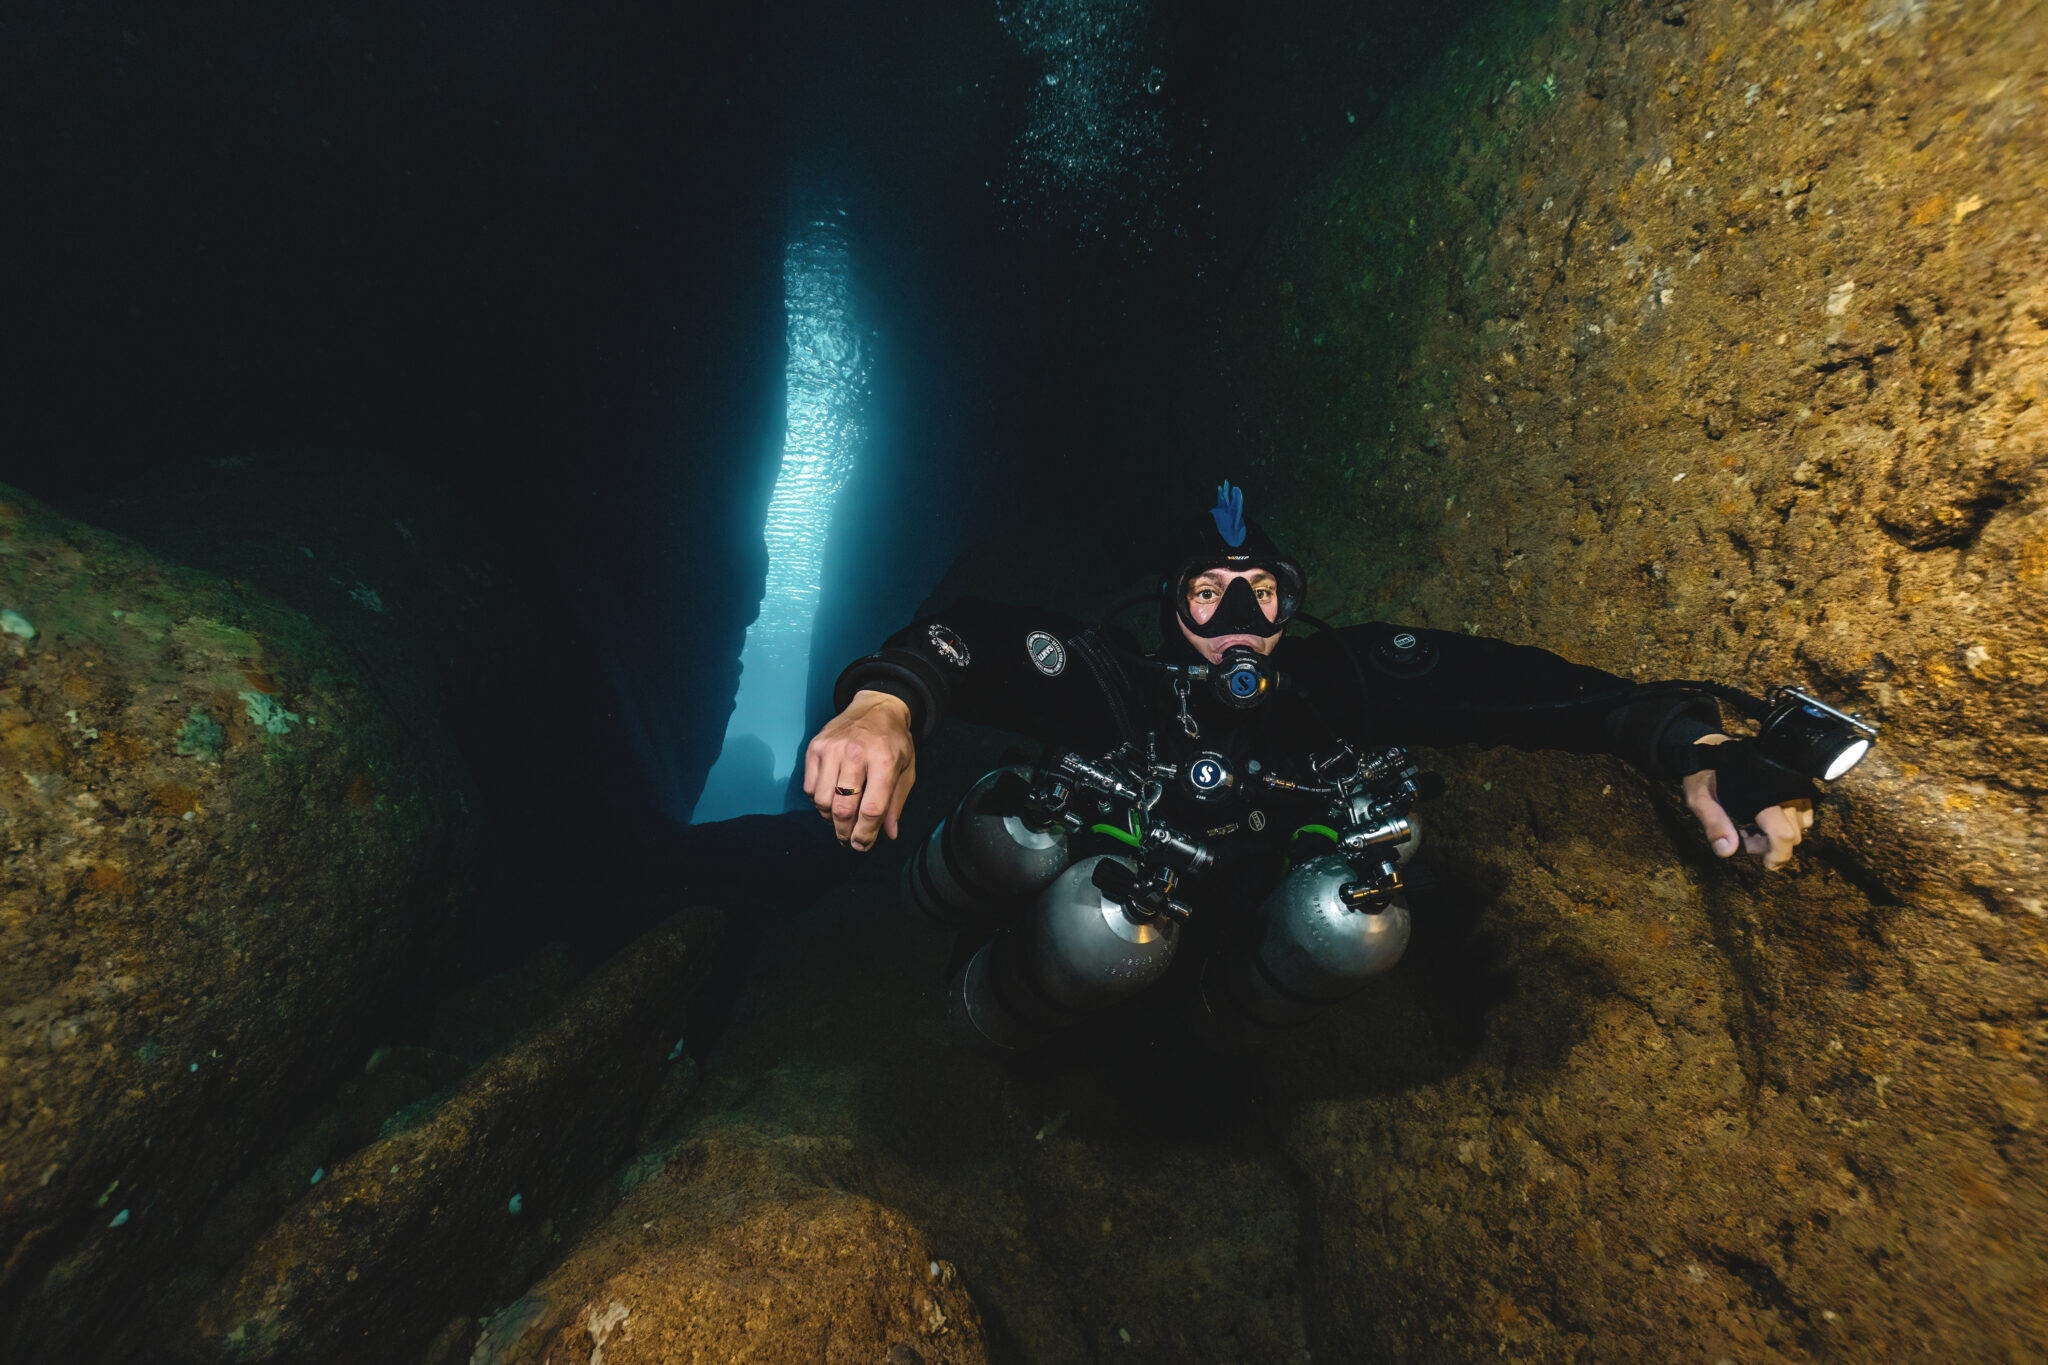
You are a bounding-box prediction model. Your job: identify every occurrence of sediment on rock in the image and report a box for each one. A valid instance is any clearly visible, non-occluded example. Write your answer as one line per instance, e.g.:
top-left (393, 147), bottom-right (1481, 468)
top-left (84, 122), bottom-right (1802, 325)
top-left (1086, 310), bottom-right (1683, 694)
top-left (1236, 0), bottom-right (2048, 1359)
top-left (182, 907), bottom-right (720, 1364)
top-left (474, 1118), bottom-right (988, 1365)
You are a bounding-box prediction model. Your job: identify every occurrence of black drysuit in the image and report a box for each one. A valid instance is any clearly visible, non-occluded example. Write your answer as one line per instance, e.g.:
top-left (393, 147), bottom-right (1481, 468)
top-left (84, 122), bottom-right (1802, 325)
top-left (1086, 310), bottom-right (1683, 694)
top-left (834, 598), bottom-right (1720, 922)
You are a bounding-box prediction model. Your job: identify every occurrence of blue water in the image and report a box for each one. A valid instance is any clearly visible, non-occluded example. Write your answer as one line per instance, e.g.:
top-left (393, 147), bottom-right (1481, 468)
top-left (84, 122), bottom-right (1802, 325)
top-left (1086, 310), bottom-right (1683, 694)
top-left (696, 206), bottom-right (873, 822)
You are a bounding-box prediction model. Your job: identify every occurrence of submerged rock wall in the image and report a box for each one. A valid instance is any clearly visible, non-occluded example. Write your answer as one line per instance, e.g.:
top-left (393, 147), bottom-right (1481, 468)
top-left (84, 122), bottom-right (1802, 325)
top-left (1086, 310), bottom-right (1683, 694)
top-left (187, 908), bottom-right (719, 1363)
top-left (77, 451), bottom-right (663, 956)
top-left (0, 486), bottom-right (480, 1358)
top-left (1237, 0), bottom-right (2046, 1359)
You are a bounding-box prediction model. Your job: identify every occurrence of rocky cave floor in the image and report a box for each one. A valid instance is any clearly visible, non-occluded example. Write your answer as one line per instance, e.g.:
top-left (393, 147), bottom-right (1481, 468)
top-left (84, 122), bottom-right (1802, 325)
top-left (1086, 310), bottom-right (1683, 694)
top-left (7, 0), bottom-right (2045, 1359)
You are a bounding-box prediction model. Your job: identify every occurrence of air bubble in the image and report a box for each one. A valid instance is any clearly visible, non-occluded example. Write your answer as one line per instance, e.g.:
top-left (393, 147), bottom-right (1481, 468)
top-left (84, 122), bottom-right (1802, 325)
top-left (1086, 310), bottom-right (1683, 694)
top-left (997, 0), bottom-right (1180, 251)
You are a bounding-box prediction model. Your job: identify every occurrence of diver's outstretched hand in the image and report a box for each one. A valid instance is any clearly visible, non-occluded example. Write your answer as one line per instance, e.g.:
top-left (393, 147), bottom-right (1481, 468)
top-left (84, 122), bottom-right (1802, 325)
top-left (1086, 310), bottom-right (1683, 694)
top-left (1682, 733), bottom-right (1814, 871)
top-left (804, 690), bottom-right (915, 852)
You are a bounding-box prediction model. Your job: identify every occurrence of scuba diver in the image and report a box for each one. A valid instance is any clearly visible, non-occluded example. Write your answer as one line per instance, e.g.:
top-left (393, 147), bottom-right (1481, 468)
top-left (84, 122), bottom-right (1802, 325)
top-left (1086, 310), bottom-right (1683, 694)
top-left (803, 481), bottom-right (1876, 1052)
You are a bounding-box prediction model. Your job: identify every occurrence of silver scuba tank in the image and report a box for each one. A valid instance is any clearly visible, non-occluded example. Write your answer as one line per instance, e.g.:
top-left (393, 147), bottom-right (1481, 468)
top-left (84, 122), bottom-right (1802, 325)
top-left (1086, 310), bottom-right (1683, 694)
top-left (903, 766), bottom-right (1071, 932)
top-left (949, 853), bottom-right (1181, 1053)
top-left (1204, 852), bottom-right (1412, 1037)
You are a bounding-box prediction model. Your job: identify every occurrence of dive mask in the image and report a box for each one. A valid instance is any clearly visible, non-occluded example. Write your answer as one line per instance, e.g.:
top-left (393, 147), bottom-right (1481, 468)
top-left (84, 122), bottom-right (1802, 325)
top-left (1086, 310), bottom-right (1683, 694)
top-left (1171, 568), bottom-right (1303, 639)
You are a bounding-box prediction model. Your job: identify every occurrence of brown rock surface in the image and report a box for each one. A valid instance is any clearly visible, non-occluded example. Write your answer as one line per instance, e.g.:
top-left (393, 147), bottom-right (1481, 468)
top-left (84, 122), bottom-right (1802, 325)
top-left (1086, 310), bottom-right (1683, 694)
top-left (0, 484), bottom-right (479, 1358)
top-left (184, 907), bottom-right (720, 1363)
top-left (461, 850), bottom-right (1307, 1365)
top-left (1235, 0), bottom-right (2048, 1359)
top-left (509, 1131), bottom-right (988, 1365)
top-left (75, 450), bottom-right (663, 955)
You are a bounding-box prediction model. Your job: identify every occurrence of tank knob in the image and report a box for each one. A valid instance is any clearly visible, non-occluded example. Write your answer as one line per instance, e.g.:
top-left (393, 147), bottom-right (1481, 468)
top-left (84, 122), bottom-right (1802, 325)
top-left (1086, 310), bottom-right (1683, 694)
top-left (1339, 864), bottom-right (1404, 909)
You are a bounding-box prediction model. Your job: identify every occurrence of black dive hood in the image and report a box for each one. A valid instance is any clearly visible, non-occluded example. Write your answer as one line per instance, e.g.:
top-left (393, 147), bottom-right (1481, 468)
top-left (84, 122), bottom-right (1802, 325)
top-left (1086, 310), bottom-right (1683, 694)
top-left (1159, 480), bottom-right (1307, 641)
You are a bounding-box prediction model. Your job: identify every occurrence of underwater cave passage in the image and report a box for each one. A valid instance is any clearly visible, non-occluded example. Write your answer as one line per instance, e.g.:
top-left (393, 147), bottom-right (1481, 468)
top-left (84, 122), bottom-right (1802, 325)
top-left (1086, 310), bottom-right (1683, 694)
top-left (694, 202), bottom-right (872, 823)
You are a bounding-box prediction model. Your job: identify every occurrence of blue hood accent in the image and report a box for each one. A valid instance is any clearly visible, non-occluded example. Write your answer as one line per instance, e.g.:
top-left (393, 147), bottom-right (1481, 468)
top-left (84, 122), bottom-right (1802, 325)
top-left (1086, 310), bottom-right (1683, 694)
top-left (1210, 480), bottom-right (1247, 548)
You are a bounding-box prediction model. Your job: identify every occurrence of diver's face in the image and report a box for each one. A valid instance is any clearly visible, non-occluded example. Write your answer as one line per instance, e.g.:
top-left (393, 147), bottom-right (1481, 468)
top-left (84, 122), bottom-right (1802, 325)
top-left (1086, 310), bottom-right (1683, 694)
top-left (1180, 567), bottom-right (1280, 664)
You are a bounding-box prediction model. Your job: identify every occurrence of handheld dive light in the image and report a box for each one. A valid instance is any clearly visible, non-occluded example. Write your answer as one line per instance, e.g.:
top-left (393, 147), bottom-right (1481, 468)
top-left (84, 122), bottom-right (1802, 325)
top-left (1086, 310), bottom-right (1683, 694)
top-left (1756, 686), bottom-right (1877, 783)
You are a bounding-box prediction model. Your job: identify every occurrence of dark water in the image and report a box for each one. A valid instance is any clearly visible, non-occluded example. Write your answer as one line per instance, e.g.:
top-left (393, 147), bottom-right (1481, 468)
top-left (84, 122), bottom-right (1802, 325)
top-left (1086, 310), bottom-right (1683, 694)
top-left (6, 1), bottom-right (1481, 884)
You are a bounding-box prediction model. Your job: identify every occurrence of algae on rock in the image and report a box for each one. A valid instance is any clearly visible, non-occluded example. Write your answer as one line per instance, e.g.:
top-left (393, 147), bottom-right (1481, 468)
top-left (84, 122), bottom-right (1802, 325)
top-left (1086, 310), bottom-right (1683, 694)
top-left (0, 484), bottom-right (483, 1360)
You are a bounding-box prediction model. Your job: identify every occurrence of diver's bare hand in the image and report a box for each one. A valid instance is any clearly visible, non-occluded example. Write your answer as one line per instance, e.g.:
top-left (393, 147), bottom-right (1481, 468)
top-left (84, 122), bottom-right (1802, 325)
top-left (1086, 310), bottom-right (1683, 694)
top-left (803, 690), bottom-right (915, 852)
top-left (1683, 733), bottom-right (1814, 871)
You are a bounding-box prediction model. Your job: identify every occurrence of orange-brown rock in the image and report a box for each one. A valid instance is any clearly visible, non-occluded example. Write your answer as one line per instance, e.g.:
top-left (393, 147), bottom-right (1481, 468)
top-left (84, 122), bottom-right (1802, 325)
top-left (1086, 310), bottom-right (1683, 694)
top-left (472, 1116), bottom-right (987, 1365)
top-left (538, 1191), bottom-right (984, 1365)
top-left (1237, 0), bottom-right (2048, 1359)
top-left (455, 825), bottom-right (1310, 1365)
top-left (185, 908), bottom-right (720, 1363)
top-left (0, 483), bottom-right (482, 1358)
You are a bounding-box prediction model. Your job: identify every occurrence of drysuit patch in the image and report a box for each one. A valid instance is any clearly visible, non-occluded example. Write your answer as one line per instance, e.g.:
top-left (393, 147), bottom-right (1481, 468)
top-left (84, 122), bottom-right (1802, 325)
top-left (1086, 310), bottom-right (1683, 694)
top-left (1025, 630), bottom-right (1067, 677)
top-left (927, 623), bottom-right (972, 668)
top-left (1371, 628), bottom-right (1439, 679)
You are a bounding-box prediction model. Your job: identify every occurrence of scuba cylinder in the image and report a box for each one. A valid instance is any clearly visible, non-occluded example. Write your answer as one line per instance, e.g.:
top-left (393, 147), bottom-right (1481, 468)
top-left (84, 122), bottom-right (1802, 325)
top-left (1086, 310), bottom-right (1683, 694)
top-left (1199, 744), bottom-right (1431, 1047)
top-left (949, 854), bottom-right (1181, 1053)
top-left (947, 739), bottom-right (1211, 1054)
top-left (1204, 854), bottom-right (1411, 1034)
top-left (902, 765), bottom-right (1071, 932)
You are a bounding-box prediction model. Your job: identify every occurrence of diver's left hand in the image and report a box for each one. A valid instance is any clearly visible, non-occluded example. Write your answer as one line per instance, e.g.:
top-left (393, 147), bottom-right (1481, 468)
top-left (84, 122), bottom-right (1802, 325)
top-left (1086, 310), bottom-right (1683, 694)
top-left (1683, 734), bottom-right (1814, 871)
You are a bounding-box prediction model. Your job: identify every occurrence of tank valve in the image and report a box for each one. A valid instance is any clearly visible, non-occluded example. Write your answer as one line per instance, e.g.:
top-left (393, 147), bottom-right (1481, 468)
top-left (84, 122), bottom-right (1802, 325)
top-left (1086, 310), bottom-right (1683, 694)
top-left (1338, 864), bottom-right (1404, 910)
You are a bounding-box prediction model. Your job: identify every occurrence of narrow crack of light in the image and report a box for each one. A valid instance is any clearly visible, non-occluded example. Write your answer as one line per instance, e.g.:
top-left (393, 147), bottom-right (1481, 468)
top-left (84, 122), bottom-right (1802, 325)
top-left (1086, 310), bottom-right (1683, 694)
top-left (758, 214), bottom-right (867, 631)
top-left (697, 208), bottom-right (869, 819)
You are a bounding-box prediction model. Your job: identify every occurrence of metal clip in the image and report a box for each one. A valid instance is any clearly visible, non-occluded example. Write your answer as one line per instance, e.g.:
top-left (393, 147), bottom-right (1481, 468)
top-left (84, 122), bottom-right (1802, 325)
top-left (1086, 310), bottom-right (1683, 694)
top-left (1772, 684), bottom-right (1880, 738)
top-left (1171, 673), bottom-right (1200, 739)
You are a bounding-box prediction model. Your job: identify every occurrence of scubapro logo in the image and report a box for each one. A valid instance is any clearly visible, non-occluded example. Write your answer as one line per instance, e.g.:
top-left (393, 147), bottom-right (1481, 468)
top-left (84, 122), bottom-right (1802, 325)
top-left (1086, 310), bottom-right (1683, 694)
top-left (1372, 628), bottom-right (1438, 679)
top-left (1191, 759), bottom-right (1224, 790)
top-left (1026, 630), bottom-right (1066, 677)
top-left (927, 623), bottom-right (972, 668)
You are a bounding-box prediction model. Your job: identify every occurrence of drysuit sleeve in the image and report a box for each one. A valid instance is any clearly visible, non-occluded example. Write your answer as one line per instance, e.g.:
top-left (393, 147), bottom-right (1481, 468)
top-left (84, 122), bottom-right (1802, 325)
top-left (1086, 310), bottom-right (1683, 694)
top-left (831, 597), bottom-right (1134, 750)
top-left (1328, 622), bottom-right (1721, 780)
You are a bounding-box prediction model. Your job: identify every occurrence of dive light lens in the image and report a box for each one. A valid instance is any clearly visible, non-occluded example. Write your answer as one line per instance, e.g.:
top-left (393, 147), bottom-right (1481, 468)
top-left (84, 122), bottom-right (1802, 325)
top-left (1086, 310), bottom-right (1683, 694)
top-left (1824, 738), bottom-right (1870, 781)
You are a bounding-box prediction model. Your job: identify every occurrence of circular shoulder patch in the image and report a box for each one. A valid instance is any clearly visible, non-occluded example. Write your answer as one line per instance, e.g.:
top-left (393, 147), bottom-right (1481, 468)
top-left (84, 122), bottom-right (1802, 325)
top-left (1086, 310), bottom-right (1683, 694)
top-left (1370, 626), bottom-right (1439, 679)
top-left (927, 623), bottom-right (972, 668)
top-left (1025, 630), bottom-right (1067, 677)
